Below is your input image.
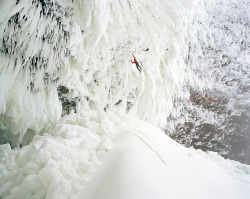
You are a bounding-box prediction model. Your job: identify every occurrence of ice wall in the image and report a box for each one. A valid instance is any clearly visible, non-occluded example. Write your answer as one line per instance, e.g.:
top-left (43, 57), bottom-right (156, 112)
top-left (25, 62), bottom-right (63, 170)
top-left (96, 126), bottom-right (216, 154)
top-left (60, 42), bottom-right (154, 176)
top-left (0, 0), bottom-right (83, 145)
top-left (69, 0), bottom-right (201, 121)
top-left (0, 0), bottom-right (203, 145)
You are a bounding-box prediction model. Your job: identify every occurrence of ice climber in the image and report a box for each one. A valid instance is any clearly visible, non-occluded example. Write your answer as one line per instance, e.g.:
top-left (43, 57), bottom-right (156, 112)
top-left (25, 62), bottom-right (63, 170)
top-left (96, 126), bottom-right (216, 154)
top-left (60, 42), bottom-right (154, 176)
top-left (131, 54), bottom-right (142, 73)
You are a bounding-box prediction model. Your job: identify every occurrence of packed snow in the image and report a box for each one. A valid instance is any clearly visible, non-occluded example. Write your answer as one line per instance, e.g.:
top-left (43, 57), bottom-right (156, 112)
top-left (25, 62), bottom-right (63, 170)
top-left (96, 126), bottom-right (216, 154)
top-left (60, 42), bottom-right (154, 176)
top-left (0, 0), bottom-right (250, 198)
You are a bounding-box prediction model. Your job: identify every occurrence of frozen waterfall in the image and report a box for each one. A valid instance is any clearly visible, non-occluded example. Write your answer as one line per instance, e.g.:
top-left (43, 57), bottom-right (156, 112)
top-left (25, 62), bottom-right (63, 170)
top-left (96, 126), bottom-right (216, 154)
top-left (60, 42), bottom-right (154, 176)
top-left (0, 0), bottom-right (250, 198)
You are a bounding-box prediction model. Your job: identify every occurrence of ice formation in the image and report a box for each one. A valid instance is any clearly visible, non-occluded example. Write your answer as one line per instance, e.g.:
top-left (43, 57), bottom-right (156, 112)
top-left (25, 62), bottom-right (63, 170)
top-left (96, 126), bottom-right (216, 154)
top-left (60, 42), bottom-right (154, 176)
top-left (0, 0), bottom-right (201, 145)
top-left (0, 0), bottom-right (250, 198)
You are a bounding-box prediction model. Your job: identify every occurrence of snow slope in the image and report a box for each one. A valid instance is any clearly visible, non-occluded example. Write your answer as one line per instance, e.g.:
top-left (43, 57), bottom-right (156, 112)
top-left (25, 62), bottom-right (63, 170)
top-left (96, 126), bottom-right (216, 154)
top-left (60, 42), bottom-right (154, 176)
top-left (74, 118), bottom-right (250, 199)
top-left (0, 0), bottom-right (250, 198)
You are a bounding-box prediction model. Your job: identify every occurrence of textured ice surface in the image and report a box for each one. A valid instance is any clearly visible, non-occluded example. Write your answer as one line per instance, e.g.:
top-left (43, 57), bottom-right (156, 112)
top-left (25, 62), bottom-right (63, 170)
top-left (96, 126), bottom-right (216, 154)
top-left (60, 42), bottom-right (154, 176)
top-left (0, 0), bottom-right (201, 145)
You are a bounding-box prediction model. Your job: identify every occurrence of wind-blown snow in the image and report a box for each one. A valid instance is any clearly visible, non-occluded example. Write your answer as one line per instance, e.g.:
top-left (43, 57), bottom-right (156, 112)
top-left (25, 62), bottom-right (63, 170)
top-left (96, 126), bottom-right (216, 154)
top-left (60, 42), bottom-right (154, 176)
top-left (0, 0), bottom-right (250, 198)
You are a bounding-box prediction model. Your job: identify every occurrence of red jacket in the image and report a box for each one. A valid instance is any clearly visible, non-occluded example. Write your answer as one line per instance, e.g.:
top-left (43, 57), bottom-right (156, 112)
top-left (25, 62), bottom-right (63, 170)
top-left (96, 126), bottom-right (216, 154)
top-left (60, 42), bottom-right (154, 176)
top-left (131, 54), bottom-right (138, 64)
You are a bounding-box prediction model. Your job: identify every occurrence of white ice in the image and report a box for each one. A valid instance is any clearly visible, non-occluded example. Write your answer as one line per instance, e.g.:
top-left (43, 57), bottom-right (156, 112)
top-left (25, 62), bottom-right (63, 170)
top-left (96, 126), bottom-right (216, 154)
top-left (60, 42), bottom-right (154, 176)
top-left (0, 0), bottom-right (250, 198)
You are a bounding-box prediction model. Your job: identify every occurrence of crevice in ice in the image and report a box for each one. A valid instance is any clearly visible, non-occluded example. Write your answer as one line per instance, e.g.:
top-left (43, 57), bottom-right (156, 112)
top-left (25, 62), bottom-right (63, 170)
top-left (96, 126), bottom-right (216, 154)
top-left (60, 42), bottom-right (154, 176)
top-left (129, 131), bottom-right (168, 166)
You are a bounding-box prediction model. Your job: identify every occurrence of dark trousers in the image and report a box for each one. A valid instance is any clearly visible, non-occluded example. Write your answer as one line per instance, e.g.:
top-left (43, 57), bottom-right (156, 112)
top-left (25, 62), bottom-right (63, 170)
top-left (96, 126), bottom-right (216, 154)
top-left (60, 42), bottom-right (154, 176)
top-left (136, 62), bottom-right (142, 72)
